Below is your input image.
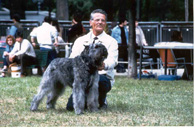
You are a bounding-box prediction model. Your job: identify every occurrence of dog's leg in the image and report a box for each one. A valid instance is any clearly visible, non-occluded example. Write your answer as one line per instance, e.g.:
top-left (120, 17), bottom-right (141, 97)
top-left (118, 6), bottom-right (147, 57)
top-left (30, 80), bottom-right (51, 111)
top-left (46, 83), bottom-right (65, 109)
top-left (30, 88), bottom-right (50, 111)
top-left (72, 81), bottom-right (85, 115)
top-left (87, 73), bottom-right (99, 112)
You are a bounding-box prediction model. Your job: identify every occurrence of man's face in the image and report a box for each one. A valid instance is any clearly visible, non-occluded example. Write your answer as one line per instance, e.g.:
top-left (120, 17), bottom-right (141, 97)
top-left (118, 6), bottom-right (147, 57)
top-left (135, 21), bottom-right (138, 27)
top-left (16, 37), bottom-right (22, 43)
top-left (90, 13), bottom-right (106, 35)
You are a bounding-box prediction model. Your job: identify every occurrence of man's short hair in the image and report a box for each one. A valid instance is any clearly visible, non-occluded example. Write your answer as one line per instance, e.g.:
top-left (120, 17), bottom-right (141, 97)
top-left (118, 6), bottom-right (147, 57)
top-left (15, 29), bottom-right (23, 38)
top-left (119, 17), bottom-right (127, 24)
top-left (90, 9), bottom-right (107, 21)
top-left (13, 14), bottom-right (21, 22)
top-left (44, 16), bottom-right (52, 23)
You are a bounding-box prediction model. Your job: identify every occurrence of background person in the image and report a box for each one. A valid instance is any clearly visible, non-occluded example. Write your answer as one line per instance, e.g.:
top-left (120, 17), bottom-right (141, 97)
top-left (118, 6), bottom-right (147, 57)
top-left (51, 18), bottom-right (66, 56)
top-left (170, 30), bottom-right (193, 80)
top-left (7, 30), bottom-right (36, 77)
top-left (8, 14), bottom-right (23, 37)
top-left (111, 17), bottom-right (128, 73)
top-left (68, 12), bottom-right (86, 46)
top-left (66, 9), bottom-right (118, 111)
top-left (135, 19), bottom-right (148, 47)
top-left (30, 16), bottom-right (58, 66)
top-left (1, 35), bottom-right (15, 77)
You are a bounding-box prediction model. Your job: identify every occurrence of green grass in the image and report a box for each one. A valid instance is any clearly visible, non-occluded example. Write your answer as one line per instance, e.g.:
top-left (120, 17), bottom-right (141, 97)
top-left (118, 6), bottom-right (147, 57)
top-left (0, 76), bottom-right (193, 126)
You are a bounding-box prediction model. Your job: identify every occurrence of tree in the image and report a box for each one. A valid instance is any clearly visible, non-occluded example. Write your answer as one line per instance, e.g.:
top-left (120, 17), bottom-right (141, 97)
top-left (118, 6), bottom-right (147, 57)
top-left (56, 0), bottom-right (69, 20)
top-left (8, 0), bottom-right (26, 19)
top-left (185, 0), bottom-right (189, 21)
top-left (127, 0), bottom-right (137, 78)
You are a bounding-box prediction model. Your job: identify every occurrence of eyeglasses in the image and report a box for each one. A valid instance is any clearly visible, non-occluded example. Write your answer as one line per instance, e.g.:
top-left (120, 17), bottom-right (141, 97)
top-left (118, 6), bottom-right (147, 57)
top-left (93, 19), bottom-right (106, 23)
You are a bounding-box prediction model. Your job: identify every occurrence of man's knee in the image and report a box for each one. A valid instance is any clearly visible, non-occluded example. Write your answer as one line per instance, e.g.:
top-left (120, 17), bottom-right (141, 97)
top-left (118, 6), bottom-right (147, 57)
top-left (99, 75), bottom-right (111, 93)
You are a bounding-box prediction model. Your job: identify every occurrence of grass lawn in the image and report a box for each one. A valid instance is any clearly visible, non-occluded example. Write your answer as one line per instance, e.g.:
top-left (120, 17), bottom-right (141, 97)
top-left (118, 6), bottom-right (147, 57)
top-left (0, 76), bottom-right (193, 126)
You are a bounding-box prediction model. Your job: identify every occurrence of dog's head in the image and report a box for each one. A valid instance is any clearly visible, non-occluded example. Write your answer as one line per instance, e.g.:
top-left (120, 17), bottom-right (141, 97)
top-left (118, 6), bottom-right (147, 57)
top-left (81, 42), bottom-right (108, 68)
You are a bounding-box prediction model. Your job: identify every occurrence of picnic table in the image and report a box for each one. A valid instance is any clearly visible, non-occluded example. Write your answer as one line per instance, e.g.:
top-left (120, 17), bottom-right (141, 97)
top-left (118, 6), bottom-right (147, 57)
top-left (139, 42), bottom-right (194, 80)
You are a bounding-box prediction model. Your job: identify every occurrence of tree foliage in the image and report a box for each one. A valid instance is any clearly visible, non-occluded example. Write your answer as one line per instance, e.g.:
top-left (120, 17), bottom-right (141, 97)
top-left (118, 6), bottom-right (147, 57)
top-left (1, 0), bottom-right (193, 21)
top-left (141, 0), bottom-right (193, 21)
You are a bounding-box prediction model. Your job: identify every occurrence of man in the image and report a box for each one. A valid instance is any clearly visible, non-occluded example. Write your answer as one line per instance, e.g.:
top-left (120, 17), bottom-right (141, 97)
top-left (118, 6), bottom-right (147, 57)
top-left (8, 30), bottom-right (36, 77)
top-left (111, 18), bottom-right (129, 73)
top-left (66, 9), bottom-right (118, 110)
top-left (8, 13), bottom-right (23, 37)
top-left (135, 20), bottom-right (148, 46)
top-left (30, 16), bottom-right (58, 65)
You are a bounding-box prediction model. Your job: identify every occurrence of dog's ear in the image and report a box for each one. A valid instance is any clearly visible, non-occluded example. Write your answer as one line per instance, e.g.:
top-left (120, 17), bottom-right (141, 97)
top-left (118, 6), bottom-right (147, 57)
top-left (83, 44), bottom-right (89, 50)
top-left (81, 43), bottom-right (90, 56)
top-left (83, 41), bottom-right (90, 49)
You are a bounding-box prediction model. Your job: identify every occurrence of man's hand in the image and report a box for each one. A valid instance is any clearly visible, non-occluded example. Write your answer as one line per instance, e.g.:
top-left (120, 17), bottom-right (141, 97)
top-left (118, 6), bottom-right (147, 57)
top-left (9, 55), bottom-right (16, 62)
top-left (53, 42), bottom-right (58, 47)
top-left (3, 51), bottom-right (9, 56)
top-left (32, 42), bottom-right (36, 47)
top-left (98, 62), bottom-right (105, 71)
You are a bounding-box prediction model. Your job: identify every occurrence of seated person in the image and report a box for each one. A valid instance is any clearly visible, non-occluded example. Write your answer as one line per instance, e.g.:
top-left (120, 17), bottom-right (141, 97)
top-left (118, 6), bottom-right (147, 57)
top-left (171, 31), bottom-right (193, 80)
top-left (1, 35), bottom-right (15, 77)
top-left (7, 30), bottom-right (37, 77)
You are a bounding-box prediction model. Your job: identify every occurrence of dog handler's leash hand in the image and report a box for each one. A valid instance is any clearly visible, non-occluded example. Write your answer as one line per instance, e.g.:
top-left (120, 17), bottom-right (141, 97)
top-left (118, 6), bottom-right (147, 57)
top-left (98, 62), bottom-right (105, 71)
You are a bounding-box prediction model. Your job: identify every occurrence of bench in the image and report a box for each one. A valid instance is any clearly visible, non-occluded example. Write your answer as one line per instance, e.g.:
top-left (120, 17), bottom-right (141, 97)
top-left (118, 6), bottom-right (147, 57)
top-left (0, 48), bottom-right (5, 68)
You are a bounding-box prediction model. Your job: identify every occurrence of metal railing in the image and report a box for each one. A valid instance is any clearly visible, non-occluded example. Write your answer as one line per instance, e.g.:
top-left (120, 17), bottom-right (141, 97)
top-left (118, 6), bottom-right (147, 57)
top-left (0, 20), bottom-right (193, 45)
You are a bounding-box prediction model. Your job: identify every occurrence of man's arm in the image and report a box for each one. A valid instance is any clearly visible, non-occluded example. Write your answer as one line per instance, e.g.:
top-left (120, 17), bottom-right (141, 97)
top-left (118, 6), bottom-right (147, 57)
top-left (31, 37), bottom-right (36, 47)
top-left (104, 38), bottom-right (118, 70)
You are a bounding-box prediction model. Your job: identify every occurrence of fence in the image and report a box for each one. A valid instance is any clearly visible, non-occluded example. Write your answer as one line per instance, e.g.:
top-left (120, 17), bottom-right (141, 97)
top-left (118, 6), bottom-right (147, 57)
top-left (0, 20), bottom-right (40, 39)
top-left (0, 20), bottom-right (193, 45)
top-left (160, 21), bottom-right (193, 43)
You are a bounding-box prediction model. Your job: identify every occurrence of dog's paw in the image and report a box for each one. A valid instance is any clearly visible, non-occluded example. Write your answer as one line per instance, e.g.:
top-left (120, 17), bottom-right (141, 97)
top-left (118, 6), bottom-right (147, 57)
top-left (46, 104), bottom-right (55, 110)
top-left (89, 107), bottom-right (99, 112)
top-left (75, 109), bottom-right (84, 115)
top-left (30, 103), bottom-right (38, 111)
top-left (30, 106), bottom-right (37, 111)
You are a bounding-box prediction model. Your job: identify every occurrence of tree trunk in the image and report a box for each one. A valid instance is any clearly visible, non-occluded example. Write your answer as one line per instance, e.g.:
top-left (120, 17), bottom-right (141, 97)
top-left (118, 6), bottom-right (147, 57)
top-left (185, 0), bottom-right (189, 21)
top-left (136, 0), bottom-right (140, 20)
top-left (128, 0), bottom-right (137, 78)
top-left (56, 0), bottom-right (69, 20)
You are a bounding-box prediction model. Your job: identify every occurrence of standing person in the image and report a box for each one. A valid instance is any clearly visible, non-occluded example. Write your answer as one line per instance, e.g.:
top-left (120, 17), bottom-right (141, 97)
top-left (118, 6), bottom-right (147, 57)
top-left (1, 35), bottom-right (15, 77)
top-left (135, 19), bottom-right (156, 68)
top-left (7, 30), bottom-right (37, 77)
top-left (135, 19), bottom-right (148, 47)
top-left (30, 16), bottom-right (58, 66)
top-left (111, 18), bottom-right (129, 73)
top-left (66, 9), bottom-right (118, 111)
top-left (51, 18), bottom-right (65, 56)
top-left (8, 14), bottom-right (23, 37)
top-left (68, 12), bottom-right (86, 45)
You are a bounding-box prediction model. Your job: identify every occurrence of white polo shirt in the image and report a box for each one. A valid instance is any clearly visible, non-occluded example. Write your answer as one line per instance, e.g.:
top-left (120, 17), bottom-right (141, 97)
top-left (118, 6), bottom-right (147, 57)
top-left (30, 22), bottom-right (58, 49)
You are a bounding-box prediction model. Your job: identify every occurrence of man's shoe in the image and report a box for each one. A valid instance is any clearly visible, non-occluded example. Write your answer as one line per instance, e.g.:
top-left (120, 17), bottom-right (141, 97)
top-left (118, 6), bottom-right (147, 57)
top-left (21, 74), bottom-right (26, 77)
top-left (1, 68), bottom-right (7, 72)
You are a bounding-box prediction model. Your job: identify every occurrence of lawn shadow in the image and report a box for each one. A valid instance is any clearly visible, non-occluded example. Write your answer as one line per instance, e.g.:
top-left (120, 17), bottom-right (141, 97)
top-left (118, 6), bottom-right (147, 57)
top-left (108, 102), bottom-right (148, 114)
